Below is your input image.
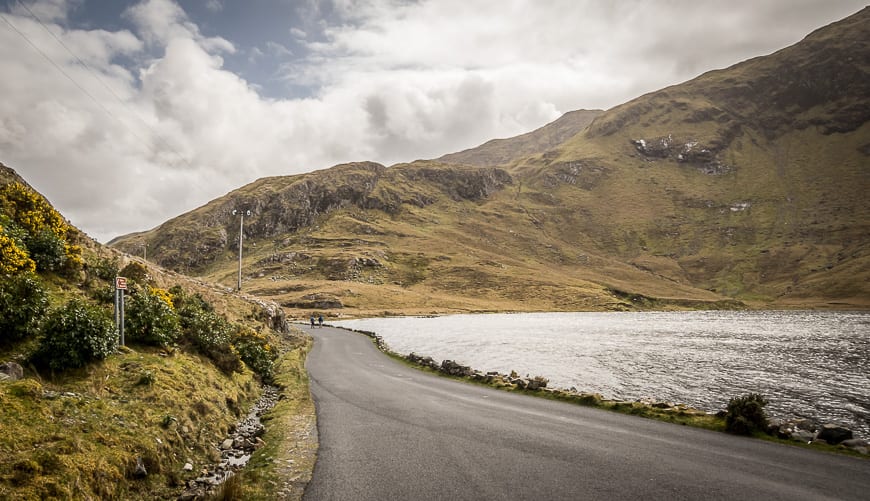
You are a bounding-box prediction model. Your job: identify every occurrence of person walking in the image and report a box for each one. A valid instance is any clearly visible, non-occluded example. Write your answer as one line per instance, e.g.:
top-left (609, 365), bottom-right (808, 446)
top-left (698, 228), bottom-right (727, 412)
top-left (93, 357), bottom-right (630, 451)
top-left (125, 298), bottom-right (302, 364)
top-left (318, 315), bottom-right (324, 328)
top-left (310, 315), bottom-right (316, 328)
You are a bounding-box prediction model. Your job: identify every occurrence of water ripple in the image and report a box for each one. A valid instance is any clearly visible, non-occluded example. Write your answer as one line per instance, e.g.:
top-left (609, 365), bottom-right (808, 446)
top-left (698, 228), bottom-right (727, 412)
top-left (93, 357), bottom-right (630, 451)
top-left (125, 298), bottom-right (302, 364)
top-left (335, 311), bottom-right (870, 438)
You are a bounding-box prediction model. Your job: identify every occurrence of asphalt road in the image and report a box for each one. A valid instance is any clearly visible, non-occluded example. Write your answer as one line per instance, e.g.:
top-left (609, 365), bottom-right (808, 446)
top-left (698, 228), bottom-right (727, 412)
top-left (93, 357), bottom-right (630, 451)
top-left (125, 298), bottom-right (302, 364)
top-left (303, 326), bottom-right (870, 501)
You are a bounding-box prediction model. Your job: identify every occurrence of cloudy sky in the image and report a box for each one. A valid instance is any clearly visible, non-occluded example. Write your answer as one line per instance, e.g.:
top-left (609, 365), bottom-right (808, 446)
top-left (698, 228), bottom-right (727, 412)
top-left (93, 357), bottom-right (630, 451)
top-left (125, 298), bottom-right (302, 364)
top-left (0, 0), bottom-right (865, 242)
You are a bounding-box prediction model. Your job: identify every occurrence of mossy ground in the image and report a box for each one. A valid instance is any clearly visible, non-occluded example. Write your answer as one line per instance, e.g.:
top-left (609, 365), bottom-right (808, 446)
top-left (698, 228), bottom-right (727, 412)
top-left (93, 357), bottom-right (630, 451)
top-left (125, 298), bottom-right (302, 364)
top-left (0, 346), bottom-right (260, 500)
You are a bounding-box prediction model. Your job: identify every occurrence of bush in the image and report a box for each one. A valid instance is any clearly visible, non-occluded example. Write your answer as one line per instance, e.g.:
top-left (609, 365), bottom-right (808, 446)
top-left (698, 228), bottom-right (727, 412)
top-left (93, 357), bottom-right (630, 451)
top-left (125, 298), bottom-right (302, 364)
top-left (125, 287), bottom-right (180, 347)
top-left (32, 299), bottom-right (115, 371)
top-left (234, 326), bottom-right (276, 380)
top-left (0, 272), bottom-right (48, 344)
top-left (89, 255), bottom-right (120, 282)
top-left (27, 228), bottom-right (67, 272)
top-left (171, 288), bottom-right (240, 372)
top-left (0, 223), bottom-right (35, 274)
top-left (725, 393), bottom-right (768, 435)
top-left (0, 182), bottom-right (81, 275)
top-left (119, 261), bottom-right (150, 286)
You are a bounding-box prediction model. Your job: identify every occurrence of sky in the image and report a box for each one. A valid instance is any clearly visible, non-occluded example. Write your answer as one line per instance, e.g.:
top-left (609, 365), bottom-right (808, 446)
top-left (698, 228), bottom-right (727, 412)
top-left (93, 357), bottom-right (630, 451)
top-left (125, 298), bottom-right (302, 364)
top-left (0, 0), bottom-right (865, 243)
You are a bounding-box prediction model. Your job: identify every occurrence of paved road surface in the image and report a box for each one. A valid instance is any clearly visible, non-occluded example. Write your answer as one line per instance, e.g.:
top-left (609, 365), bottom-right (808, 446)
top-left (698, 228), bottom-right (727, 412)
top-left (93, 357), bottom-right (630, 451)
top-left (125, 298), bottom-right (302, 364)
top-left (303, 326), bottom-right (870, 500)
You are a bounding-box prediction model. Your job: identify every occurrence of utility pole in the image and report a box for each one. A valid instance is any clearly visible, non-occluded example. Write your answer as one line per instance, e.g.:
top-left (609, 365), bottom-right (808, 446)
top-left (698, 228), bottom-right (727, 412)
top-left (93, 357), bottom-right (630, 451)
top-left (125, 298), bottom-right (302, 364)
top-left (232, 209), bottom-right (251, 291)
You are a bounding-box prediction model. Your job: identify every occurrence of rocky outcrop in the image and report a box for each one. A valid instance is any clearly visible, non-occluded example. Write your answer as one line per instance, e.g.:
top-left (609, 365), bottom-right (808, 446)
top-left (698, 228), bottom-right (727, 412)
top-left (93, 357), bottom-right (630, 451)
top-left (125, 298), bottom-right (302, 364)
top-left (631, 135), bottom-right (733, 175)
top-left (283, 293), bottom-right (344, 310)
top-left (404, 165), bottom-right (513, 202)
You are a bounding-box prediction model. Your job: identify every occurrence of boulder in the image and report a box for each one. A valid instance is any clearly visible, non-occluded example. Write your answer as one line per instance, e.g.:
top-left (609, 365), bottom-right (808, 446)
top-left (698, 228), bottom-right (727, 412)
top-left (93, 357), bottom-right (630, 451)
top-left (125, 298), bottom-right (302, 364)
top-left (816, 424), bottom-right (853, 445)
top-left (440, 360), bottom-right (473, 377)
top-left (0, 362), bottom-right (24, 382)
top-left (791, 430), bottom-right (815, 443)
top-left (840, 439), bottom-right (869, 455)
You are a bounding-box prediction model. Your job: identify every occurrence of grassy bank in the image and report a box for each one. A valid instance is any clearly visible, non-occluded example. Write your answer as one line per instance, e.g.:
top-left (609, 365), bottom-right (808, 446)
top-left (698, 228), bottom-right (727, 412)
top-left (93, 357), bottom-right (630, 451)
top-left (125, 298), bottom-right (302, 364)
top-left (0, 347), bottom-right (260, 500)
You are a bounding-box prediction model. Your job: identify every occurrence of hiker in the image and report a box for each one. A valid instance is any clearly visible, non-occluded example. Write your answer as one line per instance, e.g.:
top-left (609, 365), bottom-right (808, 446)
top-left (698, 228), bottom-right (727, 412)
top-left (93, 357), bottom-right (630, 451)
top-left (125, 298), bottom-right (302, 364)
top-left (318, 315), bottom-right (324, 327)
top-left (310, 315), bottom-right (315, 328)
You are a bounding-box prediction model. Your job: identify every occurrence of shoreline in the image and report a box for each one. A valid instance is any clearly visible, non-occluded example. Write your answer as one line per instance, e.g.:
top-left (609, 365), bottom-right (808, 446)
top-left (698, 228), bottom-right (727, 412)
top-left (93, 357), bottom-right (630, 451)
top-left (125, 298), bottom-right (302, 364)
top-left (331, 325), bottom-right (868, 457)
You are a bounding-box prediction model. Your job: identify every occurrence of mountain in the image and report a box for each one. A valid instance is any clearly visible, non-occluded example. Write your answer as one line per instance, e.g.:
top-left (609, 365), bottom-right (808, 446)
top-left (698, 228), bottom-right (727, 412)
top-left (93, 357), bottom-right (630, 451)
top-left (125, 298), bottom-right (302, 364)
top-left (437, 109), bottom-right (603, 166)
top-left (110, 8), bottom-right (870, 314)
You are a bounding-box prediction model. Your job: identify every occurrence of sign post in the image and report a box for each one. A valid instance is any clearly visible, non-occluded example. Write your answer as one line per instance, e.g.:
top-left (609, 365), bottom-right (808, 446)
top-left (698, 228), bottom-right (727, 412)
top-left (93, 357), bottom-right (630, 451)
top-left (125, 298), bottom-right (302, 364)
top-left (115, 277), bottom-right (127, 346)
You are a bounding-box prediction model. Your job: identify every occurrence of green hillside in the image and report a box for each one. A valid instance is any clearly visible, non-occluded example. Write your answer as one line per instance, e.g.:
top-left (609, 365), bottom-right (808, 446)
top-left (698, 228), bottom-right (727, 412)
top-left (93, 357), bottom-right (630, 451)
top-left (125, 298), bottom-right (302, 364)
top-left (110, 8), bottom-right (870, 316)
top-left (0, 165), bottom-right (311, 499)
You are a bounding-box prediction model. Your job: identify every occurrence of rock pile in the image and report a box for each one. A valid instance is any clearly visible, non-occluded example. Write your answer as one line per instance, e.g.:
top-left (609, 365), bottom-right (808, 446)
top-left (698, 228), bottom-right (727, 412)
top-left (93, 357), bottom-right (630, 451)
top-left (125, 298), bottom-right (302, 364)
top-left (768, 419), bottom-right (865, 453)
top-left (407, 353), bottom-right (549, 391)
top-left (178, 385), bottom-right (281, 500)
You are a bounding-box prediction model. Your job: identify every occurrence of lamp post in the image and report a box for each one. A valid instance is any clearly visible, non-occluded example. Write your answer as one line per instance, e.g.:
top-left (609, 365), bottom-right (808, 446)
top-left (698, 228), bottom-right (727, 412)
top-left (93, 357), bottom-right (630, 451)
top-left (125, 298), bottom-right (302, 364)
top-left (232, 209), bottom-right (251, 291)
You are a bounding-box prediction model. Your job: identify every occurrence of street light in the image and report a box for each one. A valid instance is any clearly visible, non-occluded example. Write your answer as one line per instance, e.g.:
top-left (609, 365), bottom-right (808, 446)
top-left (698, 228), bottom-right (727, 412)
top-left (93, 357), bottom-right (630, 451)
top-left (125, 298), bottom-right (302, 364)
top-left (232, 209), bottom-right (251, 291)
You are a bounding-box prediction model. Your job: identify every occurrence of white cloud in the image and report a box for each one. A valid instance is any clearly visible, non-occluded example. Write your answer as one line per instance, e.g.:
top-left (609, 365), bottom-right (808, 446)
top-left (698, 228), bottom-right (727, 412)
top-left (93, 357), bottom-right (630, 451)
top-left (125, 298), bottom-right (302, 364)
top-left (0, 0), bottom-right (866, 243)
top-left (123, 0), bottom-right (234, 53)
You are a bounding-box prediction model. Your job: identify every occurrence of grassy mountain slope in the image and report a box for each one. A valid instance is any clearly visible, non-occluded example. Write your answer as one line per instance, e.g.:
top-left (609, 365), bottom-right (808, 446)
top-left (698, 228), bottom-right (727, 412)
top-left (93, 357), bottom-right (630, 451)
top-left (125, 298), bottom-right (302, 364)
top-left (110, 8), bottom-right (870, 314)
top-left (437, 109), bottom-right (603, 166)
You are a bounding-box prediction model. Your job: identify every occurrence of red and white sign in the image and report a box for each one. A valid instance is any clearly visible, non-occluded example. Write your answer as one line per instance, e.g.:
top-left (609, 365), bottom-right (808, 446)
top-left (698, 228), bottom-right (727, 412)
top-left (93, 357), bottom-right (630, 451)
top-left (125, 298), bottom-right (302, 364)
top-left (115, 277), bottom-right (128, 290)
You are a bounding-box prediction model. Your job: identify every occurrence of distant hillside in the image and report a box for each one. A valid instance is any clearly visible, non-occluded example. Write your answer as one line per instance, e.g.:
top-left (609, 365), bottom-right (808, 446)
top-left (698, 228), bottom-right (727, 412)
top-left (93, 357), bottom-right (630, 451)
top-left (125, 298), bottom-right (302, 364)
top-left (438, 109), bottom-right (603, 166)
top-left (111, 8), bottom-right (870, 313)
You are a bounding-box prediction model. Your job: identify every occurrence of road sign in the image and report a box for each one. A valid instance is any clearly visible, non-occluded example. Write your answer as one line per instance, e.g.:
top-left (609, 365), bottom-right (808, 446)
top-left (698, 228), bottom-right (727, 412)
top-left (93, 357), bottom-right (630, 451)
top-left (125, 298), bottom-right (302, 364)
top-left (116, 277), bottom-right (127, 290)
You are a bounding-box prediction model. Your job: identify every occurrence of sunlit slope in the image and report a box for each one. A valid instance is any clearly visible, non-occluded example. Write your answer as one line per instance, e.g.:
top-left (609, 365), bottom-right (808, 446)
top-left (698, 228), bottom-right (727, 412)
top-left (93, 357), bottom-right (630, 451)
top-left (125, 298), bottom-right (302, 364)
top-left (110, 8), bottom-right (870, 311)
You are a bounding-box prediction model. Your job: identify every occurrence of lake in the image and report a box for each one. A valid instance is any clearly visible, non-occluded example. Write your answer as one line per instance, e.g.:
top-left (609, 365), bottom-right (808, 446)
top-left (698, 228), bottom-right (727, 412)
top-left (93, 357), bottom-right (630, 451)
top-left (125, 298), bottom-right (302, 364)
top-left (333, 311), bottom-right (870, 438)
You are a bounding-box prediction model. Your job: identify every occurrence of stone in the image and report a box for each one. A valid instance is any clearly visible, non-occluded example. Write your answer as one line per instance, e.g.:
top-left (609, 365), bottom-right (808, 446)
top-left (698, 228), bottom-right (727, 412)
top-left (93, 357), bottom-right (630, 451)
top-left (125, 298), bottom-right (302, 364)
top-left (440, 360), bottom-right (473, 377)
top-left (0, 362), bottom-right (24, 381)
top-left (816, 424), bottom-right (853, 445)
top-left (183, 462), bottom-right (194, 472)
top-left (840, 439), bottom-right (869, 455)
top-left (220, 439), bottom-right (234, 450)
top-left (134, 457), bottom-right (147, 478)
top-left (791, 430), bottom-right (815, 443)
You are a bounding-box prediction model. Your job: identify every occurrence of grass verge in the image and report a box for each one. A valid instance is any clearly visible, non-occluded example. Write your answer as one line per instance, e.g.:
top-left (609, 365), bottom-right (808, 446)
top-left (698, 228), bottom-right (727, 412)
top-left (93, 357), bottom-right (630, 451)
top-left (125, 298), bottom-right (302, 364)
top-left (233, 332), bottom-right (317, 500)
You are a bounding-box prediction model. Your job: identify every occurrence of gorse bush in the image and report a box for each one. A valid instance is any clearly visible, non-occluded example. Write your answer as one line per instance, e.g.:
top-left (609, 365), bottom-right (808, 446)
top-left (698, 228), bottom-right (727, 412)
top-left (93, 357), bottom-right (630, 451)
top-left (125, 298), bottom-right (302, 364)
top-left (725, 393), bottom-right (769, 435)
top-left (0, 272), bottom-right (48, 344)
top-left (125, 287), bottom-right (180, 347)
top-left (31, 299), bottom-right (115, 371)
top-left (0, 183), bottom-right (82, 276)
top-left (0, 221), bottom-right (35, 274)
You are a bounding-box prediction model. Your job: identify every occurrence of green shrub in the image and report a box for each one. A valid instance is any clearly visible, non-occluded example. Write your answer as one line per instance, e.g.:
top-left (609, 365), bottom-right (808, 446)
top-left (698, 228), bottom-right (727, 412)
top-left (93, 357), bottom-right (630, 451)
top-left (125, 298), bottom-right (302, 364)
top-left (90, 256), bottom-right (120, 282)
top-left (0, 272), bottom-right (48, 344)
top-left (725, 393), bottom-right (768, 435)
top-left (119, 261), bottom-right (150, 285)
top-left (32, 299), bottom-right (115, 371)
top-left (234, 326), bottom-right (276, 380)
top-left (125, 288), bottom-right (180, 347)
top-left (174, 288), bottom-right (242, 373)
top-left (26, 228), bottom-right (67, 272)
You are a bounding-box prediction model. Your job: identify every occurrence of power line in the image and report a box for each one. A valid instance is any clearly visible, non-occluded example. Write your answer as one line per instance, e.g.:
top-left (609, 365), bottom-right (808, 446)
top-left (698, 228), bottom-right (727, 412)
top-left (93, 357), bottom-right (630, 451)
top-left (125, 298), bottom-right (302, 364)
top-left (1, 3), bottom-right (193, 168)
